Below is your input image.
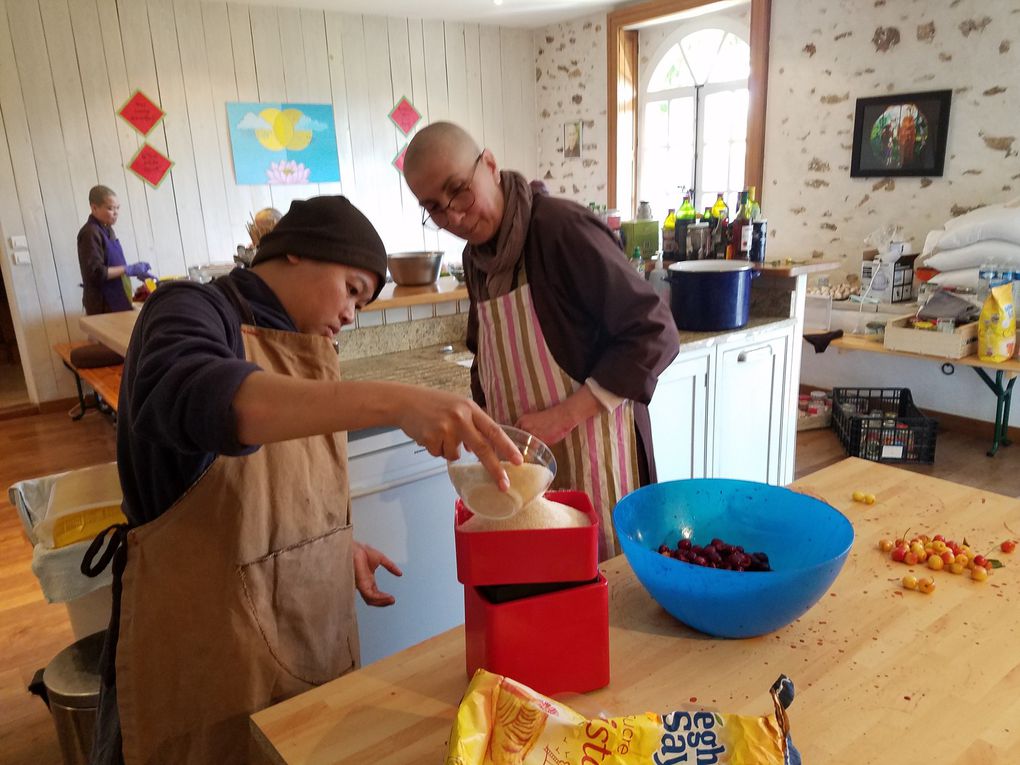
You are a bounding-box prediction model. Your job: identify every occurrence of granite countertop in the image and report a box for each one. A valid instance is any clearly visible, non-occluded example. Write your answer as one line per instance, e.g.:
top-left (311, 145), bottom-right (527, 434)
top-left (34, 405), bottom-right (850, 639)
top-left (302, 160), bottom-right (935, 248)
top-left (340, 317), bottom-right (795, 397)
top-left (676, 316), bottom-right (795, 351)
top-left (340, 342), bottom-right (473, 398)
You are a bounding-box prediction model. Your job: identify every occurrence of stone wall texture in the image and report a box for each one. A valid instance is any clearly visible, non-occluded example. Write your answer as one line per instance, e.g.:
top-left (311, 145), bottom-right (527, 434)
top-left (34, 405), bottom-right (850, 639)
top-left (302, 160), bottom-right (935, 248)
top-left (763, 0), bottom-right (1020, 276)
top-left (534, 13), bottom-right (608, 206)
top-left (534, 0), bottom-right (1020, 277)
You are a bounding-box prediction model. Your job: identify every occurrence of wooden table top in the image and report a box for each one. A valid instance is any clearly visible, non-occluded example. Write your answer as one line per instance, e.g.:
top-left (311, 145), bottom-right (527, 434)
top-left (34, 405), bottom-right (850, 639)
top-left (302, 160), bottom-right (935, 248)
top-left (831, 334), bottom-right (1020, 373)
top-left (250, 458), bottom-right (1020, 765)
top-left (79, 309), bottom-right (138, 357)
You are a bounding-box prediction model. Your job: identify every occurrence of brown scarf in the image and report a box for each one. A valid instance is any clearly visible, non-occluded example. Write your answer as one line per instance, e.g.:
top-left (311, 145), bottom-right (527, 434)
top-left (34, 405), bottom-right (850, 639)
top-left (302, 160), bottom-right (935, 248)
top-left (464, 170), bottom-right (533, 301)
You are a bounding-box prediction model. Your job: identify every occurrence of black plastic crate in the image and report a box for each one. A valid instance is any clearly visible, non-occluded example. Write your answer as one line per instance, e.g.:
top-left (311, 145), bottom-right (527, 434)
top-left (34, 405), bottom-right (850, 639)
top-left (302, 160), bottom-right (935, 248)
top-left (831, 388), bottom-right (937, 464)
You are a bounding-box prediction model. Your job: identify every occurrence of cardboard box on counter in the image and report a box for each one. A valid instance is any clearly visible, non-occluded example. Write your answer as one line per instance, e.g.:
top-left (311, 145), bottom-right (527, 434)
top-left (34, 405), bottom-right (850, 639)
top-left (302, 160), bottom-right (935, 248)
top-left (861, 249), bottom-right (918, 303)
top-left (620, 220), bottom-right (659, 258)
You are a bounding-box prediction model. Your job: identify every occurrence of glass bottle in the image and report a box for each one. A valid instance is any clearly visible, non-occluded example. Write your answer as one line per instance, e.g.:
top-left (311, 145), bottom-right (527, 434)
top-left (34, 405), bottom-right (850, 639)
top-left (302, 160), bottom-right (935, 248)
top-left (748, 186), bottom-right (761, 221)
top-left (728, 191), bottom-right (754, 260)
top-left (711, 194), bottom-right (730, 258)
top-left (662, 208), bottom-right (677, 259)
top-left (711, 193), bottom-right (729, 222)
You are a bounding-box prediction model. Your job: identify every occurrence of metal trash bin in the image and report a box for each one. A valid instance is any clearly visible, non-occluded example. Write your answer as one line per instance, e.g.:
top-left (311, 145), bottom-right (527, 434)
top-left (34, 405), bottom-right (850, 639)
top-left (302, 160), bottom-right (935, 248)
top-left (43, 630), bottom-right (105, 765)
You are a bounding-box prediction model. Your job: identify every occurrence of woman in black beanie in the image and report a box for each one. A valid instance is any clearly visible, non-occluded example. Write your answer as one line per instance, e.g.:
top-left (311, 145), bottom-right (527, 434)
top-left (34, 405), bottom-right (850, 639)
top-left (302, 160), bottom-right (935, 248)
top-left (85, 196), bottom-right (520, 765)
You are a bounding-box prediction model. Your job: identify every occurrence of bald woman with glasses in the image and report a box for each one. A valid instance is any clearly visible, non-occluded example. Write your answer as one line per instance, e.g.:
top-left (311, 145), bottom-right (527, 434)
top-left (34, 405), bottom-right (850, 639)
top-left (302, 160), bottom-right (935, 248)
top-left (403, 122), bottom-right (679, 560)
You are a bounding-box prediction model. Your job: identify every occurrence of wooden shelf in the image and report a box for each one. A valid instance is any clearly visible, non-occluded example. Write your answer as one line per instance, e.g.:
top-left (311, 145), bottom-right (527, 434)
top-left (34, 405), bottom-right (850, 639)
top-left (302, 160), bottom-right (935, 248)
top-left (362, 276), bottom-right (467, 313)
top-left (756, 260), bottom-right (840, 277)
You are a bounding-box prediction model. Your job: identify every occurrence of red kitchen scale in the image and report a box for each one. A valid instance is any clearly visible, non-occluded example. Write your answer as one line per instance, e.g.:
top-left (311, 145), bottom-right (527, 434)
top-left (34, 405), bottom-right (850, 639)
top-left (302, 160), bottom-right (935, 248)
top-left (453, 490), bottom-right (610, 695)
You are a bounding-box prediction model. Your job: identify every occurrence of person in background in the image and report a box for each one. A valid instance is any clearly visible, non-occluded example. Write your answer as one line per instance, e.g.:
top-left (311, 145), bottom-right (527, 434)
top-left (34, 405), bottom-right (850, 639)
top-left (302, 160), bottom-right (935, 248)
top-left (403, 122), bottom-right (680, 560)
top-left (77, 185), bottom-right (154, 316)
top-left (82, 196), bottom-right (521, 764)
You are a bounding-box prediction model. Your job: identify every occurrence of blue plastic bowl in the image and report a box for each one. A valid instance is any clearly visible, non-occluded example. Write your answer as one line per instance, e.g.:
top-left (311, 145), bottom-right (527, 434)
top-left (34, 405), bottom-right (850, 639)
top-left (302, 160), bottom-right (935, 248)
top-left (613, 479), bottom-right (854, 638)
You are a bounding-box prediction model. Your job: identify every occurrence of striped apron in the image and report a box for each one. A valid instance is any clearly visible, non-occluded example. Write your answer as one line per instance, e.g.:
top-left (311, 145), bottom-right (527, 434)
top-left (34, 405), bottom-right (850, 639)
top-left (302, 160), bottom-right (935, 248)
top-left (475, 278), bottom-right (639, 559)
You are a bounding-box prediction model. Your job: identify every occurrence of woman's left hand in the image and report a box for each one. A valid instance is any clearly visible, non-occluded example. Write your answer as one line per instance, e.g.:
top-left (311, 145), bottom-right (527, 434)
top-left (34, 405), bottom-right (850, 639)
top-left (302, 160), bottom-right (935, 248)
top-left (515, 404), bottom-right (577, 446)
top-left (353, 541), bottom-right (402, 607)
top-left (516, 387), bottom-right (604, 445)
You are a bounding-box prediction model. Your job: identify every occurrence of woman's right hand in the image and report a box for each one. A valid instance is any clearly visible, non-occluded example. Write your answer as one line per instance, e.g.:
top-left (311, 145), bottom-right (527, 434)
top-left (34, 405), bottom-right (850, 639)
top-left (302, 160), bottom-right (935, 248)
top-left (397, 389), bottom-right (522, 490)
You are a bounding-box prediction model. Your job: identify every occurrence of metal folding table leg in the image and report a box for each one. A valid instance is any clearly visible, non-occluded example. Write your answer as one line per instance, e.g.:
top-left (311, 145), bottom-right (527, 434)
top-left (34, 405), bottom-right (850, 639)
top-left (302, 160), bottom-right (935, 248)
top-left (61, 361), bottom-right (89, 421)
top-left (974, 368), bottom-right (1017, 457)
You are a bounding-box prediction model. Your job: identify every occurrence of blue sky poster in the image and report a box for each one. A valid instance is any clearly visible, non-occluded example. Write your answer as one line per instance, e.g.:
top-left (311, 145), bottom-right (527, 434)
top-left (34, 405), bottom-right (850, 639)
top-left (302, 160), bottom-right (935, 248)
top-left (226, 102), bottom-right (340, 185)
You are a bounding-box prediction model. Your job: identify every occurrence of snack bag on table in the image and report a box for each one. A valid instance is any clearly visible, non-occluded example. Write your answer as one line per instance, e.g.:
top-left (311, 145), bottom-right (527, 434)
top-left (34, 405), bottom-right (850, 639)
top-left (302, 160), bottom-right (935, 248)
top-left (446, 669), bottom-right (801, 765)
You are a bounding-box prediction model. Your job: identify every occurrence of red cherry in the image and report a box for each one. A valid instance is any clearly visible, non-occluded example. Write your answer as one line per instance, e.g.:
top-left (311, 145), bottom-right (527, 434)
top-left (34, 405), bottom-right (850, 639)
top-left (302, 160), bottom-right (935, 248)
top-left (973, 555), bottom-right (989, 569)
top-left (1001, 540), bottom-right (1016, 554)
top-left (891, 546), bottom-right (908, 563)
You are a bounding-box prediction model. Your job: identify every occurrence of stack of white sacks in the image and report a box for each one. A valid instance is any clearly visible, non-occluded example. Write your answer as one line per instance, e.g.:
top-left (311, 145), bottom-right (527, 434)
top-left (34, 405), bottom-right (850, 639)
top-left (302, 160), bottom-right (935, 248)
top-left (921, 197), bottom-right (1020, 289)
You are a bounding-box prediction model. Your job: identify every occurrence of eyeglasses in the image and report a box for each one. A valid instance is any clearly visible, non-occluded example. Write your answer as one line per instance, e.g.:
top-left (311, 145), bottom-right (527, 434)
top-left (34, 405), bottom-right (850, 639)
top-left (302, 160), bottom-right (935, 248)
top-left (421, 153), bottom-right (484, 231)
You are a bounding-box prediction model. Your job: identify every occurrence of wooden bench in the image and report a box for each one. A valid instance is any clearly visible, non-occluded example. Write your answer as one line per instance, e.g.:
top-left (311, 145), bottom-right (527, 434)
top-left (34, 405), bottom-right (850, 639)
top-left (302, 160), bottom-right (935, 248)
top-left (53, 342), bottom-right (122, 420)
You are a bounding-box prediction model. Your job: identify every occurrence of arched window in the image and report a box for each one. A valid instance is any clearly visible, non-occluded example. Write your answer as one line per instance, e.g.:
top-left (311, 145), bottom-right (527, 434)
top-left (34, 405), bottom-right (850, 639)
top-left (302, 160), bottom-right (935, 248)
top-left (639, 25), bottom-right (750, 220)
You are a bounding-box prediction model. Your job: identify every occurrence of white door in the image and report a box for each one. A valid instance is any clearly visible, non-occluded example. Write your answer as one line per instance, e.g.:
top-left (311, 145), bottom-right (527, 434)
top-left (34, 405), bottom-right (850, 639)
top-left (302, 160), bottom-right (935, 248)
top-left (647, 349), bottom-right (713, 482)
top-left (713, 332), bottom-right (788, 484)
top-left (348, 430), bottom-right (463, 665)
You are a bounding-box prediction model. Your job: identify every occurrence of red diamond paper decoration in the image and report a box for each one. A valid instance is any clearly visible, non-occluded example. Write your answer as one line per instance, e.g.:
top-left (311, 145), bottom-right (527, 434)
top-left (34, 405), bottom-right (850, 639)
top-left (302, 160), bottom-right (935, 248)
top-left (388, 96), bottom-right (421, 135)
top-left (128, 144), bottom-right (173, 188)
top-left (392, 145), bottom-right (407, 173)
top-left (118, 90), bottom-right (165, 136)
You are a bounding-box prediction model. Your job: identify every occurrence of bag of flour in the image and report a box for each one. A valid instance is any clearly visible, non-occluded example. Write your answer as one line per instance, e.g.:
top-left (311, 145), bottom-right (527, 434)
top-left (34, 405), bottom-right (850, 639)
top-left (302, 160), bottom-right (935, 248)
top-left (978, 283), bottom-right (1016, 362)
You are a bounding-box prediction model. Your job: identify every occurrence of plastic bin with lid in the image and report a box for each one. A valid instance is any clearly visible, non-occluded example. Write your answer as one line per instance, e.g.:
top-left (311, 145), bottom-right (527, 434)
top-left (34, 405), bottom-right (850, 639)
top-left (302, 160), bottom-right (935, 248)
top-left (8, 462), bottom-right (124, 638)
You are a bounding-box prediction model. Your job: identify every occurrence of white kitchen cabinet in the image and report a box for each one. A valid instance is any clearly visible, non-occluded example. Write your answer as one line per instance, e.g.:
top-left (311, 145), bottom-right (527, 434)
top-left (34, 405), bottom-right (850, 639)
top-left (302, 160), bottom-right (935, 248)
top-left (647, 348), bottom-right (714, 482)
top-left (648, 321), bottom-right (794, 488)
top-left (347, 428), bottom-right (463, 666)
top-left (712, 329), bottom-right (790, 485)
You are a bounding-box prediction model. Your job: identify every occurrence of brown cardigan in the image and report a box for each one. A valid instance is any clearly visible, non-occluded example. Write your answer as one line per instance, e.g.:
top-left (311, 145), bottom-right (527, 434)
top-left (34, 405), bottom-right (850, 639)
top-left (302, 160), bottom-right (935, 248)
top-left (464, 194), bottom-right (680, 481)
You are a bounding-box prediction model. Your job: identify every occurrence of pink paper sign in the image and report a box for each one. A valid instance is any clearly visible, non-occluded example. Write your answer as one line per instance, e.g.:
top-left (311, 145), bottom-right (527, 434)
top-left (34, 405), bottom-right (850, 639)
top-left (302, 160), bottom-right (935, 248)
top-left (128, 144), bottom-right (173, 188)
top-left (388, 96), bottom-right (421, 135)
top-left (118, 90), bottom-right (165, 136)
top-left (392, 145), bottom-right (408, 173)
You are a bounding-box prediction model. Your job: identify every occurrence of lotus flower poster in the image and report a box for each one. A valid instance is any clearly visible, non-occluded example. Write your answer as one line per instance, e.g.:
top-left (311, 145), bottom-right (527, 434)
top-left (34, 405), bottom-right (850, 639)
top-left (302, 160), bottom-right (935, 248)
top-left (226, 102), bottom-right (340, 185)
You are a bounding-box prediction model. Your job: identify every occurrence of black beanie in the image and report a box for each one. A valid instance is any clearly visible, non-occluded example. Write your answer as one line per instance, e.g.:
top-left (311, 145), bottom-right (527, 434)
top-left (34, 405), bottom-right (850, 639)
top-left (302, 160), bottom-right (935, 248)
top-left (251, 196), bottom-right (388, 301)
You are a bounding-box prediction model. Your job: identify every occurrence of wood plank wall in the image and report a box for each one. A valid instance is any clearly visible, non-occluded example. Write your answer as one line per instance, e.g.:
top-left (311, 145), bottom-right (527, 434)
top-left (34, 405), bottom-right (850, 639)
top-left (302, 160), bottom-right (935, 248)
top-left (0, 0), bottom-right (537, 403)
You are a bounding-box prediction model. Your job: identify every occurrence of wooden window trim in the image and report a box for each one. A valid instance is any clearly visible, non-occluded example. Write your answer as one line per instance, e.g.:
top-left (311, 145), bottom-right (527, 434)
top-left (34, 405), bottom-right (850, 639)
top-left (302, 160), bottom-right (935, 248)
top-left (608, 0), bottom-right (771, 213)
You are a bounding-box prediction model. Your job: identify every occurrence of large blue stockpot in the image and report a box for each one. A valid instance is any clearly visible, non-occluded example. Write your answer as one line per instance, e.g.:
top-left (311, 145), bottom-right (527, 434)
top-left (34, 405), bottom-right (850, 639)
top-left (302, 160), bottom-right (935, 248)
top-left (613, 479), bottom-right (854, 638)
top-left (667, 260), bottom-right (758, 331)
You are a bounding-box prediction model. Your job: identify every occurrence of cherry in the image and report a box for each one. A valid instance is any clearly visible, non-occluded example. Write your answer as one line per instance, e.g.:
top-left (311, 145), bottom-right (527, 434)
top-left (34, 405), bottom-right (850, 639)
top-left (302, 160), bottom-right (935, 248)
top-left (1001, 540), bottom-right (1016, 554)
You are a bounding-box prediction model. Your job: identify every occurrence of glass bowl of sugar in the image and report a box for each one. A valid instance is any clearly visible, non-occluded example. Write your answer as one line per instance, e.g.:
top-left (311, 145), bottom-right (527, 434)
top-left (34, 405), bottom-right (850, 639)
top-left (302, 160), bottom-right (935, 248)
top-left (447, 425), bottom-right (557, 520)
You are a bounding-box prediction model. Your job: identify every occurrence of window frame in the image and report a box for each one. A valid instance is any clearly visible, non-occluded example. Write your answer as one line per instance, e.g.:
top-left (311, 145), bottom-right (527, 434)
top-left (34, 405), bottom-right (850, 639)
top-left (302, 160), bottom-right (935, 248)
top-left (607, 0), bottom-right (772, 216)
top-left (637, 21), bottom-right (751, 218)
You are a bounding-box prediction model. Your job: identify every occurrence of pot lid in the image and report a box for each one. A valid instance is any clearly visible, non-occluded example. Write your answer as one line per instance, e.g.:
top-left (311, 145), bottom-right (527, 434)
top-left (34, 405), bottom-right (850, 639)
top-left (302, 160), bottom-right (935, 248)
top-left (668, 260), bottom-right (754, 273)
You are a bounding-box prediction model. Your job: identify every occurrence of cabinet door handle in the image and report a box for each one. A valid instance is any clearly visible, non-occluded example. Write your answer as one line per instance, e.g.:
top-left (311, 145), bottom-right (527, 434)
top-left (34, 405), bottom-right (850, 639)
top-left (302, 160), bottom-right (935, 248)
top-left (737, 347), bottom-right (773, 363)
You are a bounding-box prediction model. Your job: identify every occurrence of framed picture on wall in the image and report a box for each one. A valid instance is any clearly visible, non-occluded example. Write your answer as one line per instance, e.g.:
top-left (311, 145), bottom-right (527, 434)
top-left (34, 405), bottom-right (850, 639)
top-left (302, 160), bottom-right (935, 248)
top-left (850, 89), bottom-right (952, 177)
top-left (563, 121), bottom-right (583, 159)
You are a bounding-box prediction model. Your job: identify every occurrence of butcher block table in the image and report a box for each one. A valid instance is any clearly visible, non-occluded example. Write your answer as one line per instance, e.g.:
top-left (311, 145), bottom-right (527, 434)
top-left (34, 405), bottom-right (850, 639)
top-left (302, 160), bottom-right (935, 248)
top-left (250, 457), bottom-right (1020, 765)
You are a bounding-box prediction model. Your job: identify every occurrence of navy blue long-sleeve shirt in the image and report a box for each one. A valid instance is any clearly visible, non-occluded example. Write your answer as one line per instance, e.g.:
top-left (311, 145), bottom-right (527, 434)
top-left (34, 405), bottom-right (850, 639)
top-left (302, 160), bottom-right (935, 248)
top-left (116, 268), bottom-right (296, 525)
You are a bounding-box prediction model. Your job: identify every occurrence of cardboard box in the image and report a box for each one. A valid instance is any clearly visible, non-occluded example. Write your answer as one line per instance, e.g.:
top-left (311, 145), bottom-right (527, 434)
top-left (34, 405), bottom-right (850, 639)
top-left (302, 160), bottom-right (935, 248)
top-left (883, 314), bottom-right (978, 358)
top-left (861, 249), bottom-right (918, 303)
top-left (620, 220), bottom-right (659, 258)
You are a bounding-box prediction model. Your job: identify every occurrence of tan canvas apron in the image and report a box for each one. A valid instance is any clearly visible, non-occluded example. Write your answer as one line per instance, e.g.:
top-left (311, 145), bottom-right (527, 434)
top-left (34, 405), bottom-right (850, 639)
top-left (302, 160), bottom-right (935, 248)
top-left (475, 278), bottom-right (639, 559)
top-left (114, 320), bottom-right (358, 763)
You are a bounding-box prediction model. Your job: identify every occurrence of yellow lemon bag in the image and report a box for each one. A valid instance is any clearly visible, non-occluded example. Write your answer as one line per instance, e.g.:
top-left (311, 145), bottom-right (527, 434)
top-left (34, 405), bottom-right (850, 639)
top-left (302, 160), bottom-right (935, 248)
top-left (979, 282), bottom-right (1016, 362)
top-left (446, 669), bottom-right (800, 765)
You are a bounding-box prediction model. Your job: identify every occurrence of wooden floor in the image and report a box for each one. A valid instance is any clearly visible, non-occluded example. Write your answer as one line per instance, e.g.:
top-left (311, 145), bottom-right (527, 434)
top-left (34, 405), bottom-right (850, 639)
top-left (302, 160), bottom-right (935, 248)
top-left (1, 409), bottom-right (116, 764)
top-left (0, 410), bottom-right (1018, 764)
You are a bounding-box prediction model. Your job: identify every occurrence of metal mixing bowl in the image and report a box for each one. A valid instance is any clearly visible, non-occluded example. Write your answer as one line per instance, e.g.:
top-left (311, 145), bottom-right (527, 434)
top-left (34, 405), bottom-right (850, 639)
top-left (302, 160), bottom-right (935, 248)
top-left (387, 251), bottom-right (444, 286)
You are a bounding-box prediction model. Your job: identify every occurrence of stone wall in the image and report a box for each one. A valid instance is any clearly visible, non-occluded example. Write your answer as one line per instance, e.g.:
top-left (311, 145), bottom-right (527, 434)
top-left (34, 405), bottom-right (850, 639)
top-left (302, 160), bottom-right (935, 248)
top-left (533, 0), bottom-right (1020, 278)
top-left (534, 14), bottom-right (608, 206)
top-left (763, 0), bottom-right (1020, 277)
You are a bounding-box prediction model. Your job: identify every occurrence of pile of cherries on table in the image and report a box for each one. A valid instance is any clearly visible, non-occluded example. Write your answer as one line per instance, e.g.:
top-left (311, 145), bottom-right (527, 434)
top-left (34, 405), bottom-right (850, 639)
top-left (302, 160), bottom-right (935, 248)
top-left (657, 537), bottom-right (773, 572)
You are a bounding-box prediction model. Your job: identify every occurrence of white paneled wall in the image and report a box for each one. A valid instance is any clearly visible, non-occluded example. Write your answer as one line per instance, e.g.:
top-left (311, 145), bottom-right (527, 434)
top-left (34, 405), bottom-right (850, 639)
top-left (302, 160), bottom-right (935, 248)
top-left (0, 0), bottom-right (536, 404)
